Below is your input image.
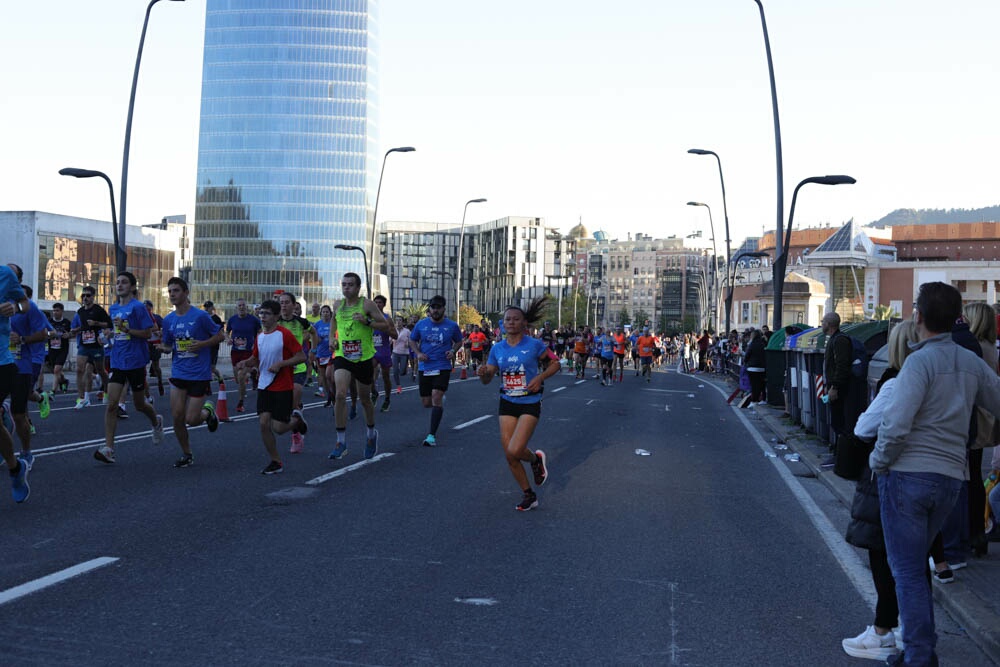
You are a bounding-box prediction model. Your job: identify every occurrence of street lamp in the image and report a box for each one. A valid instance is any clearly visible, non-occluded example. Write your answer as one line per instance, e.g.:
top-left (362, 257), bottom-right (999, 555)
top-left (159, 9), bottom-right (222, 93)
top-left (773, 175), bottom-right (856, 327)
top-left (368, 146), bottom-right (415, 290)
top-left (456, 197), bottom-right (487, 324)
top-left (751, 0), bottom-right (785, 332)
top-left (687, 202), bottom-right (719, 332)
top-left (688, 148), bottom-right (733, 332)
top-left (726, 251), bottom-right (769, 330)
top-left (59, 168), bottom-right (124, 272)
top-left (120, 0), bottom-right (185, 276)
top-left (335, 244), bottom-right (369, 297)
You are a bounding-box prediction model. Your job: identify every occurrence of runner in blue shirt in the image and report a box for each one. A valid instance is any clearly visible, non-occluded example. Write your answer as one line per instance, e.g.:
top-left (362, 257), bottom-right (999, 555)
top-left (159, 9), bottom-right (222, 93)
top-left (10, 291), bottom-right (50, 469)
top-left (312, 305), bottom-right (333, 407)
top-left (158, 276), bottom-right (225, 469)
top-left (226, 298), bottom-right (262, 413)
top-left (478, 295), bottom-right (560, 512)
top-left (0, 263), bottom-right (31, 503)
top-left (597, 328), bottom-right (616, 386)
top-left (408, 295), bottom-right (463, 447)
top-left (92, 272), bottom-right (164, 465)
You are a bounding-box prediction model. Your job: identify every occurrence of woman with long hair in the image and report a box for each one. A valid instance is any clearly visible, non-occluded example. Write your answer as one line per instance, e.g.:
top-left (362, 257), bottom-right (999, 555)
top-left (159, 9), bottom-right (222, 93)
top-left (477, 296), bottom-right (561, 512)
top-left (964, 302), bottom-right (998, 556)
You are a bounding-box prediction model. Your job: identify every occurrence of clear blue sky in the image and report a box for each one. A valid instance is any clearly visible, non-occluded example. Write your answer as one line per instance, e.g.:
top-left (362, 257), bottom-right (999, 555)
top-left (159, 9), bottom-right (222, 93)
top-left (3, 0), bottom-right (998, 250)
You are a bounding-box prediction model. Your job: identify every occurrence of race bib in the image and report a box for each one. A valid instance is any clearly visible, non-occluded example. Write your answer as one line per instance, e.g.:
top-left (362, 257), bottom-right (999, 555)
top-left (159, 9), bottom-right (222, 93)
top-left (114, 323), bottom-right (130, 342)
top-left (502, 369), bottom-right (527, 396)
top-left (81, 330), bottom-right (97, 345)
top-left (176, 338), bottom-right (196, 358)
top-left (233, 336), bottom-right (248, 351)
top-left (423, 369), bottom-right (440, 377)
top-left (342, 339), bottom-right (362, 361)
top-left (319, 356), bottom-right (331, 365)
top-left (49, 337), bottom-right (62, 350)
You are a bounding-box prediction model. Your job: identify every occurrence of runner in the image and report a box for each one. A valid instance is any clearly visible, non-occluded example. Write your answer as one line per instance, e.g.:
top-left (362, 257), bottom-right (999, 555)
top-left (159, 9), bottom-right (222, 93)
top-left (226, 298), bottom-right (262, 413)
top-left (636, 327), bottom-right (656, 382)
top-left (277, 292), bottom-right (318, 453)
top-left (202, 301), bottom-right (225, 384)
top-left (612, 326), bottom-right (628, 383)
top-left (9, 289), bottom-right (50, 469)
top-left (573, 327), bottom-right (589, 379)
top-left (313, 305), bottom-right (334, 407)
top-left (158, 277), bottom-right (224, 468)
top-left (70, 286), bottom-right (111, 409)
top-left (0, 263), bottom-right (30, 502)
top-left (40, 302), bottom-right (71, 395)
top-left (391, 316), bottom-right (411, 395)
top-left (143, 300), bottom-right (165, 398)
top-left (369, 295), bottom-right (395, 412)
top-left (409, 295), bottom-right (463, 447)
top-left (234, 299), bottom-right (307, 474)
top-left (476, 296), bottom-right (559, 512)
top-left (629, 327), bottom-right (641, 375)
top-left (306, 302), bottom-right (323, 389)
top-left (93, 272), bottom-right (164, 464)
top-left (596, 327), bottom-right (615, 386)
top-left (328, 272), bottom-right (392, 461)
top-left (468, 324), bottom-right (488, 373)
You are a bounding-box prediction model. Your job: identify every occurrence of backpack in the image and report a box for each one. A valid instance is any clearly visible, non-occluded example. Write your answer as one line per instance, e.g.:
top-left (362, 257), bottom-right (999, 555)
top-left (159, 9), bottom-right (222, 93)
top-left (844, 334), bottom-right (868, 379)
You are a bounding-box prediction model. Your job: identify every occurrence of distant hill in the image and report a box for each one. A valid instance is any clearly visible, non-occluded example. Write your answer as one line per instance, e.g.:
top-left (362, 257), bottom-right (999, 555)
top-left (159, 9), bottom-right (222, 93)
top-left (867, 206), bottom-right (1000, 228)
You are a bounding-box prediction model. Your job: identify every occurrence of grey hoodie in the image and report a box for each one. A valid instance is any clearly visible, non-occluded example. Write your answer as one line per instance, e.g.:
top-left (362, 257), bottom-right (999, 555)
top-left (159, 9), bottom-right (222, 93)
top-left (871, 333), bottom-right (1000, 479)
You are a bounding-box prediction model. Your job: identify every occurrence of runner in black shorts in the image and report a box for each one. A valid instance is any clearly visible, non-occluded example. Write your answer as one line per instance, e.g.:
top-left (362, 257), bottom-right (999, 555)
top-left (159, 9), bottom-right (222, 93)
top-left (409, 295), bottom-right (463, 447)
top-left (41, 302), bottom-right (72, 394)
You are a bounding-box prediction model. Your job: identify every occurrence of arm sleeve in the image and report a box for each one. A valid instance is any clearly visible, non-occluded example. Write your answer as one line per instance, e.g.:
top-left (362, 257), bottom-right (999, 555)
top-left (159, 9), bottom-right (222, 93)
top-left (855, 379), bottom-right (895, 441)
top-left (871, 360), bottom-right (928, 472)
top-left (829, 335), bottom-right (854, 390)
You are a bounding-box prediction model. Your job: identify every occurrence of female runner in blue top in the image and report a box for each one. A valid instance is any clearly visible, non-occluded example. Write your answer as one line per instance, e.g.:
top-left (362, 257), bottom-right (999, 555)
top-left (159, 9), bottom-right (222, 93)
top-left (477, 296), bottom-right (560, 512)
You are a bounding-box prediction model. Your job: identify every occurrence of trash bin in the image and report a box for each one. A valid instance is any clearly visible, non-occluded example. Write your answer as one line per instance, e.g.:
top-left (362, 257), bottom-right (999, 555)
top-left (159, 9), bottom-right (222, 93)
top-left (783, 327), bottom-right (815, 423)
top-left (766, 325), bottom-right (806, 409)
top-left (791, 328), bottom-right (825, 432)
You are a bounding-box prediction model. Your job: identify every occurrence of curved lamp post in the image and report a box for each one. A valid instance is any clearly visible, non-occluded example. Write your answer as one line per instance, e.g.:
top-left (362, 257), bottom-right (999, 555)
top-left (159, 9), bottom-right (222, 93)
top-left (687, 202), bottom-right (719, 332)
top-left (455, 198), bottom-right (487, 324)
top-left (120, 0), bottom-right (186, 275)
top-left (59, 168), bottom-right (124, 272)
top-left (726, 250), bottom-right (769, 330)
top-left (368, 146), bottom-right (415, 290)
top-left (335, 244), bottom-right (369, 297)
top-left (688, 148), bottom-right (733, 331)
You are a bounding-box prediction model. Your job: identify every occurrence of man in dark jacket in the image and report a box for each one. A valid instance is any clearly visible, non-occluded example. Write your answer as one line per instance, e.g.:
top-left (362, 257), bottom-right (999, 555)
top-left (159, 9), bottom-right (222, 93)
top-left (823, 312), bottom-right (855, 437)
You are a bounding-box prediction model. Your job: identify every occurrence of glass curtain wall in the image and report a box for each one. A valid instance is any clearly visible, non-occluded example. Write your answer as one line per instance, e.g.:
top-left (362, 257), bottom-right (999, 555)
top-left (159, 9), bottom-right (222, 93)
top-left (193, 0), bottom-right (379, 311)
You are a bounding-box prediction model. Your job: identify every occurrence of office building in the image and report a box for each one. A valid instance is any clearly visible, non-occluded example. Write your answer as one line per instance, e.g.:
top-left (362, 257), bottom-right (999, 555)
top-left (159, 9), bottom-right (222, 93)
top-left (192, 0), bottom-right (380, 311)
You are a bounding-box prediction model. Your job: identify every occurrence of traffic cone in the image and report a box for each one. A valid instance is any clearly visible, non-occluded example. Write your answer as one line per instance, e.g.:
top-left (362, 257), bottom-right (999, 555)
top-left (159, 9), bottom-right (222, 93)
top-left (216, 380), bottom-right (232, 422)
top-left (460, 365), bottom-right (468, 380)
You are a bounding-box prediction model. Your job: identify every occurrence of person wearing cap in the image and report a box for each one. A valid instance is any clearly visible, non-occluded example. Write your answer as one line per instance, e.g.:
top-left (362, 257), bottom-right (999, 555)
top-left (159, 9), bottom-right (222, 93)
top-left (408, 295), bottom-right (463, 447)
top-left (328, 272), bottom-right (393, 460)
top-left (226, 298), bottom-right (262, 413)
top-left (636, 327), bottom-right (656, 382)
top-left (202, 301), bottom-right (225, 385)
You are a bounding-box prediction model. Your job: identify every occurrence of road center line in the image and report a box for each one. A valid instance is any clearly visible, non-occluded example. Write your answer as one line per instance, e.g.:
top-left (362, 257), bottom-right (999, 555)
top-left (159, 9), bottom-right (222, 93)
top-left (0, 557), bottom-right (119, 606)
top-left (453, 415), bottom-right (491, 430)
top-left (304, 453), bottom-right (395, 486)
top-left (574, 380), bottom-right (586, 385)
top-left (551, 386), bottom-right (566, 393)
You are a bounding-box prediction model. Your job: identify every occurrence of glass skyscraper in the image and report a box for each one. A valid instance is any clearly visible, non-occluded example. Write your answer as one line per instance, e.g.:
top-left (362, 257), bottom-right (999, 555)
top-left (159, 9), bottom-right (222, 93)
top-left (192, 0), bottom-right (379, 311)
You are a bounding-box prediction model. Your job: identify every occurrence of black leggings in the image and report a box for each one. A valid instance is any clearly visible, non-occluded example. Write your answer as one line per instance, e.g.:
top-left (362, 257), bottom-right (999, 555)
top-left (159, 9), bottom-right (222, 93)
top-left (869, 549), bottom-right (899, 630)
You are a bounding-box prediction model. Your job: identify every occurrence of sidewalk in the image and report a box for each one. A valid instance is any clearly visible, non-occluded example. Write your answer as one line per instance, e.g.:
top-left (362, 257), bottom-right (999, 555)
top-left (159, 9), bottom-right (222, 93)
top-left (745, 397), bottom-right (1000, 665)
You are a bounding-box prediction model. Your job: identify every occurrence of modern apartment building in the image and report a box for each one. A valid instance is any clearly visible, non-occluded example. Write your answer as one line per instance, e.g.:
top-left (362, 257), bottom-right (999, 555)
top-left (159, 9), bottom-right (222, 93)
top-left (191, 0), bottom-right (380, 311)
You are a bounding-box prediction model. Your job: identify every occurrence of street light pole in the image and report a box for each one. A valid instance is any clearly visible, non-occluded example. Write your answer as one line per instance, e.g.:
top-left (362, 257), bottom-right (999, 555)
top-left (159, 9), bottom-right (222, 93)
top-left (456, 198), bottom-right (487, 324)
top-left (59, 168), bottom-right (122, 270)
top-left (687, 202), bottom-right (719, 332)
top-left (335, 244), bottom-right (369, 296)
top-left (368, 146), bottom-right (415, 291)
top-left (751, 0), bottom-right (785, 332)
top-left (688, 148), bottom-right (733, 332)
top-left (120, 0), bottom-right (185, 275)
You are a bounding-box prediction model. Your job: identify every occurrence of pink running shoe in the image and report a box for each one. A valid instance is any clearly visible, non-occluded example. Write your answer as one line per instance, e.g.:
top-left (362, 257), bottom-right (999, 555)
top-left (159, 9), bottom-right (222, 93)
top-left (290, 432), bottom-right (304, 454)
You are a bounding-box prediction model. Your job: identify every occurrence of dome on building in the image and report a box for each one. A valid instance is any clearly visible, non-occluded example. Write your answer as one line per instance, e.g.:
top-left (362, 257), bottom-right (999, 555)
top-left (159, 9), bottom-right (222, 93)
top-left (567, 222), bottom-right (589, 239)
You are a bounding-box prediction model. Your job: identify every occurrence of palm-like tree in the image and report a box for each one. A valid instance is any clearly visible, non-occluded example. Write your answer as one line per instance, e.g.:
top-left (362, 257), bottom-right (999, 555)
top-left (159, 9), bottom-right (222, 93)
top-left (397, 303), bottom-right (427, 323)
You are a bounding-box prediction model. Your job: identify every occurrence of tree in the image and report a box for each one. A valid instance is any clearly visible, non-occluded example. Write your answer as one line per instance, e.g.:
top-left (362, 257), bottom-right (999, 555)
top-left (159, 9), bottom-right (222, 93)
top-left (397, 303), bottom-right (426, 323)
top-left (552, 287), bottom-right (588, 330)
top-left (873, 304), bottom-right (898, 321)
top-left (457, 304), bottom-right (484, 327)
top-left (616, 307), bottom-right (631, 327)
top-left (633, 309), bottom-right (651, 328)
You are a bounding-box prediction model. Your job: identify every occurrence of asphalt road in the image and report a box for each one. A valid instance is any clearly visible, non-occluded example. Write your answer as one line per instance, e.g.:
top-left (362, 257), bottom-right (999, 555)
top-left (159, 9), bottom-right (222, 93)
top-left (0, 365), bottom-right (992, 665)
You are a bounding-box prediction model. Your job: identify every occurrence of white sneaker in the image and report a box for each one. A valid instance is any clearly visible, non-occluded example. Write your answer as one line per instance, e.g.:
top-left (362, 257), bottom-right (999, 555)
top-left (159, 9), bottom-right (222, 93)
top-left (74, 396), bottom-right (91, 410)
top-left (841, 625), bottom-right (898, 660)
top-left (151, 414), bottom-right (164, 446)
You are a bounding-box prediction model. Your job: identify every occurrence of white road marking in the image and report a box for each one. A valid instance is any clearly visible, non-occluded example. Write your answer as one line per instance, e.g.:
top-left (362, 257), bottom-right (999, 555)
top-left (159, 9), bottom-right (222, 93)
top-left (0, 557), bottom-right (119, 606)
top-left (454, 597), bottom-right (498, 606)
top-left (304, 453), bottom-right (395, 486)
top-left (551, 386), bottom-right (566, 393)
top-left (574, 380), bottom-right (586, 385)
top-left (586, 399), bottom-right (594, 406)
top-left (453, 415), bottom-right (491, 430)
top-left (692, 375), bottom-right (877, 609)
top-left (643, 388), bottom-right (694, 394)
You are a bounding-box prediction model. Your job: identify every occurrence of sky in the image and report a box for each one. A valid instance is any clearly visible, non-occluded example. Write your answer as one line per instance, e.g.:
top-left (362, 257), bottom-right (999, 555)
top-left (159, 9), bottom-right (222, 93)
top-left (3, 0), bottom-right (999, 252)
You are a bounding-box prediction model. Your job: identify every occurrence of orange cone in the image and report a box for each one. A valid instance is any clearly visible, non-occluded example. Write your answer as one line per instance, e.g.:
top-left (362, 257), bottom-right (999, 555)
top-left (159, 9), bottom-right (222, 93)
top-left (460, 365), bottom-right (468, 380)
top-left (216, 380), bottom-right (231, 422)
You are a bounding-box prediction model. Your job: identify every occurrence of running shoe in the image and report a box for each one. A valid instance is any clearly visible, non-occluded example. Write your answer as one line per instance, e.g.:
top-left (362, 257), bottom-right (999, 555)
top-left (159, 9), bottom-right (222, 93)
top-left (323, 398), bottom-right (333, 408)
top-left (314, 387), bottom-right (326, 398)
top-left (328, 442), bottom-right (348, 459)
top-left (29, 421), bottom-right (36, 435)
top-left (289, 432), bottom-right (304, 454)
top-left (39, 391), bottom-right (51, 419)
top-left (395, 386), bottom-right (402, 395)
top-left (94, 446), bottom-right (116, 464)
top-left (422, 434), bottom-right (436, 448)
top-left (349, 403), bottom-right (358, 420)
top-left (531, 450), bottom-right (548, 486)
top-left (74, 396), bottom-right (90, 410)
top-left (261, 460), bottom-right (283, 475)
top-left (174, 453), bottom-right (194, 468)
top-left (203, 402), bottom-right (219, 432)
top-left (516, 490), bottom-right (538, 512)
top-left (932, 567), bottom-right (954, 584)
top-left (292, 409), bottom-right (308, 435)
top-left (841, 626), bottom-right (898, 660)
top-left (364, 429), bottom-right (378, 459)
top-left (10, 458), bottom-right (29, 503)
top-left (236, 399), bottom-right (245, 414)
top-left (151, 414), bottom-right (164, 446)
top-left (21, 452), bottom-right (35, 472)
top-left (117, 404), bottom-right (129, 419)
top-left (380, 398), bottom-right (390, 413)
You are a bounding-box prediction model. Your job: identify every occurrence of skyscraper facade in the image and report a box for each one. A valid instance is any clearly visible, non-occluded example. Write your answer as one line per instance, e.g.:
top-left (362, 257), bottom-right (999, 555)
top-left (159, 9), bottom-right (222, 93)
top-left (192, 0), bottom-right (379, 311)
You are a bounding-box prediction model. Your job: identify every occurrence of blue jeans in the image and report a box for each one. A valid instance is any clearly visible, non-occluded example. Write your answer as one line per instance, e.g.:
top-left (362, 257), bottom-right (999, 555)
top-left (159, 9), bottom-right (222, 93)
top-left (879, 471), bottom-right (961, 667)
top-left (940, 480), bottom-right (969, 563)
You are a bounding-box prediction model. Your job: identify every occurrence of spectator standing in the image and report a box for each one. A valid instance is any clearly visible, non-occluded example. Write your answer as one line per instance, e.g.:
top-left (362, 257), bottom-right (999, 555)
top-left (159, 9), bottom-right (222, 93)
top-left (744, 329), bottom-right (767, 405)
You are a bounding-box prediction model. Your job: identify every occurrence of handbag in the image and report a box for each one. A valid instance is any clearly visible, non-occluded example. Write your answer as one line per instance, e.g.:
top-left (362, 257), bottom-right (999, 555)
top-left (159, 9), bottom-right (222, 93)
top-left (834, 433), bottom-right (870, 481)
